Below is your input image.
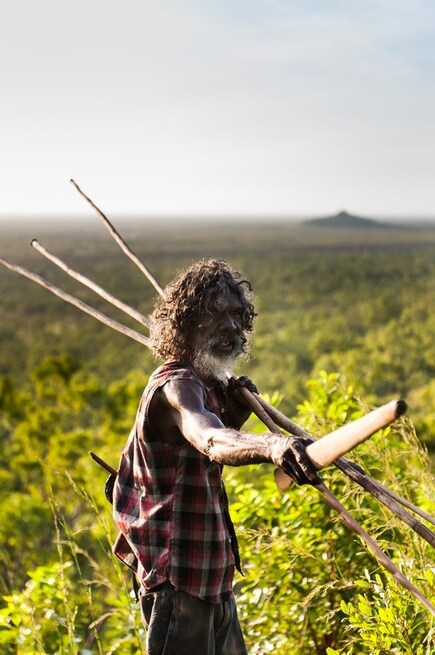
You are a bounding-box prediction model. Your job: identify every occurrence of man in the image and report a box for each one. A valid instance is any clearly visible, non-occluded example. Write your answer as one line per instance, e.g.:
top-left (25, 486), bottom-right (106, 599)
top-left (112, 259), bottom-right (319, 655)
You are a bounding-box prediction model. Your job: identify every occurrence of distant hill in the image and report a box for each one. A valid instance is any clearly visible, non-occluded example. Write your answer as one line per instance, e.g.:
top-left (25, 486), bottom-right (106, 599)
top-left (303, 211), bottom-right (394, 229)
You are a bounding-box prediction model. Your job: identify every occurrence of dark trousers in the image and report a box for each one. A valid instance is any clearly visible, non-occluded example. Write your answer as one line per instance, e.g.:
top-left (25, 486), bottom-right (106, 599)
top-left (140, 583), bottom-right (248, 655)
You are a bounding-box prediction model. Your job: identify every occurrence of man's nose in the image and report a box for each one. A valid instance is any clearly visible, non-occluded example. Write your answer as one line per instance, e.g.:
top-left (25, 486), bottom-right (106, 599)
top-left (219, 315), bottom-right (238, 332)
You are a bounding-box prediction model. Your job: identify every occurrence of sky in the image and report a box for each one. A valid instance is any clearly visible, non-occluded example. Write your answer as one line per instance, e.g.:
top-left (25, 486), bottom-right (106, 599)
top-left (1, 0), bottom-right (435, 223)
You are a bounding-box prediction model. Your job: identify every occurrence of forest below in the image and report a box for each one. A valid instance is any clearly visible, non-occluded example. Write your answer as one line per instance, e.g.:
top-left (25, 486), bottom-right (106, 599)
top-left (0, 218), bottom-right (434, 653)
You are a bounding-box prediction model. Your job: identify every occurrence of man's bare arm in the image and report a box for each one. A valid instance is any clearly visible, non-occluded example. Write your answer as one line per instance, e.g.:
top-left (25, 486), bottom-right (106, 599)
top-left (160, 379), bottom-right (320, 484)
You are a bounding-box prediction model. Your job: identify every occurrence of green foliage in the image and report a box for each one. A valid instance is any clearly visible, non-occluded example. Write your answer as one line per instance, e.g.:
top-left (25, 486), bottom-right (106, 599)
top-left (0, 223), bottom-right (435, 652)
top-left (338, 570), bottom-right (435, 655)
top-left (0, 561), bottom-right (78, 655)
top-left (224, 374), bottom-right (435, 654)
top-left (0, 357), bottom-right (434, 653)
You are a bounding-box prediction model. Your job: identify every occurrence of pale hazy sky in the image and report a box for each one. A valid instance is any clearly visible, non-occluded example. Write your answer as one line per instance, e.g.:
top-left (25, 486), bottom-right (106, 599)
top-left (1, 0), bottom-right (435, 222)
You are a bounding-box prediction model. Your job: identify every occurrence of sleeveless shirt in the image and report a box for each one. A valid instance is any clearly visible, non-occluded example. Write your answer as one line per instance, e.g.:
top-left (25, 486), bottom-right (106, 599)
top-left (112, 361), bottom-right (241, 604)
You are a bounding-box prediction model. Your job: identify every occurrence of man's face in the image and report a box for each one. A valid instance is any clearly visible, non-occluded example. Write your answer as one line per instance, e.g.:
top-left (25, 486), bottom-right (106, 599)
top-left (192, 291), bottom-right (246, 379)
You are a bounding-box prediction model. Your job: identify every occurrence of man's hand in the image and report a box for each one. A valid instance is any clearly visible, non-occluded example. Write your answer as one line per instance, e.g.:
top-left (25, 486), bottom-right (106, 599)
top-left (226, 376), bottom-right (258, 429)
top-left (273, 437), bottom-right (322, 486)
top-left (229, 375), bottom-right (258, 395)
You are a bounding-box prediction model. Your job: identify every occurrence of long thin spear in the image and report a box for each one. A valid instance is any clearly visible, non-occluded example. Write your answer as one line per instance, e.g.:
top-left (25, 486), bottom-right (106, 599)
top-left (70, 179), bottom-right (165, 298)
top-left (319, 482), bottom-right (435, 616)
top-left (240, 388), bottom-right (435, 549)
top-left (89, 450), bottom-right (117, 476)
top-left (0, 256), bottom-right (151, 349)
top-left (375, 483), bottom-right (435, 527)
top-left (337, 464), bottom-right (435, 547)
top-left (31, 239), bottom-right (152, 329)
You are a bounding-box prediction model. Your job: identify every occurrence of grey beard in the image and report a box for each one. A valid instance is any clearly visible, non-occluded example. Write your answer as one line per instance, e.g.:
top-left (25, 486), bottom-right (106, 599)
top-left (192, 335), bottom-right (243, 382)
top-left (192, 347), bottom-right (236, 382)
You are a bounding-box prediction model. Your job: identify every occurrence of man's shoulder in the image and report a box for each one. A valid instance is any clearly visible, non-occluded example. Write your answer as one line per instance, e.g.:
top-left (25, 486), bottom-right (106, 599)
top-left (146, 361), bottom-right (205, 406)
top-left (147, 362), bottom-right (208, 432)
top-left (150, 360), bottom-right (202, 385)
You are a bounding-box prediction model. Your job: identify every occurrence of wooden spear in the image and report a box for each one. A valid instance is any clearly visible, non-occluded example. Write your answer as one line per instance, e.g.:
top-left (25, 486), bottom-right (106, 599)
top-left (0, 256), bottom-right (152, 349)
top-left (70, 179), bottom-right (165, 298)
top-left (89, 450), bottom-right (117, 476)
top-left (319, 483), bottom-right (435, 616)
top-left (31, 239), bottom-right (152, 329)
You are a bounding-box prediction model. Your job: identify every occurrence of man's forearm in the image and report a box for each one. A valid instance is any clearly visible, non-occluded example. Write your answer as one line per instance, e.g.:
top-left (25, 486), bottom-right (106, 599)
top-left (200, 428), bottom-right (287, 467)
top-left (191, 425), bottom-right (320, 486)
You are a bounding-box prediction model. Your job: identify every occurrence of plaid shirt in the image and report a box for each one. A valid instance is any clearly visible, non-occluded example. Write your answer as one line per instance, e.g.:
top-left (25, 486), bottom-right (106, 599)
top-left (112, 361), bottom-right (241, 604)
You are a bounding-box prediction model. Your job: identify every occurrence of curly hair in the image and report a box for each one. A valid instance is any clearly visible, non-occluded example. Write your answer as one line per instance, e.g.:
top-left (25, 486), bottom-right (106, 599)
top-left (150, 259), bottom-right (256, 360)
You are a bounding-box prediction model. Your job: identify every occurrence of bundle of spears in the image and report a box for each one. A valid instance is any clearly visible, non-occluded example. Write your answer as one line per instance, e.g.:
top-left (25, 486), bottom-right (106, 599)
top-left (1, 180), bottom-right (434, 616)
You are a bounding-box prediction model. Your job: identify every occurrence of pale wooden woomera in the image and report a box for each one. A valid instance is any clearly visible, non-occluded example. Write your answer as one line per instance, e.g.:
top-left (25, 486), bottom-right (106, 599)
top-left (1, 180), bottom-right (434, 616)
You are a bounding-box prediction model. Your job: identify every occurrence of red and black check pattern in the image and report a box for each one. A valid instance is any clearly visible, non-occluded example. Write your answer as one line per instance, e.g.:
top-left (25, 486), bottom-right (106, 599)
top-left (113, 362), bottom-right (239, 604)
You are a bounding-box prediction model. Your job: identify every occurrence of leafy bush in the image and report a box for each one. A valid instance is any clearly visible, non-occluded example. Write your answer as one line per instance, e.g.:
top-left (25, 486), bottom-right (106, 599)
top-left (224, 372), bottom-right (435, 654)
top-left (0, 363), bottom-right (433, 653)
